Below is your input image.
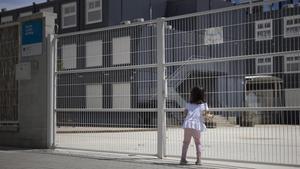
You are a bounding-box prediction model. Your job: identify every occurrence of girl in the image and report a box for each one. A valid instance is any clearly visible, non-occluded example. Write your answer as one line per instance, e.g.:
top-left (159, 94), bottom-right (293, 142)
top-left (180, 86), bottom-right (208, 165)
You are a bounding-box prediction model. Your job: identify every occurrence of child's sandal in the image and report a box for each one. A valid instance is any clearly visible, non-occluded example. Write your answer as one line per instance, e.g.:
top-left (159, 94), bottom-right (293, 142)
top-left (179, 159), bottom-right (188, 165)
top-left (195, 160), bottom-right (202, 165)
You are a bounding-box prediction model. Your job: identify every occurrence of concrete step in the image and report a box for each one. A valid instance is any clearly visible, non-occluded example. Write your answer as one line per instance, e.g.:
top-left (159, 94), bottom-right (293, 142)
top-left (212, 115), bottom-right (236, 127)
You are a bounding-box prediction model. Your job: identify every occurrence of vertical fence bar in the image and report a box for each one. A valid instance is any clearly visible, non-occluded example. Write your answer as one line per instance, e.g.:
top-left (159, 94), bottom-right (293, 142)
top-left (157, 18), bottom-right (167, 159)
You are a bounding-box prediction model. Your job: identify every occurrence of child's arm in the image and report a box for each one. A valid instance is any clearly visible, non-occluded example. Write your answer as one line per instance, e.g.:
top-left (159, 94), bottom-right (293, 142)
top-left (204, 103), bottom-right (211, 117)
top-left (183, 109), bottom-right (188, 118)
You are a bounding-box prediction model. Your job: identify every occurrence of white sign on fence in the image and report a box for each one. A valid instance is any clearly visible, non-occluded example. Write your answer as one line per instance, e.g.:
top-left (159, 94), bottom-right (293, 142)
top-left (204, 27), bottom-right (223, 45)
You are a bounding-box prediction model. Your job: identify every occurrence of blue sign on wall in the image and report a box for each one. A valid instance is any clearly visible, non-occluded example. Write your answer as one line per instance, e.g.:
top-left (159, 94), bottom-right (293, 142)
top-left (22, 19), bottom-right (43, 45)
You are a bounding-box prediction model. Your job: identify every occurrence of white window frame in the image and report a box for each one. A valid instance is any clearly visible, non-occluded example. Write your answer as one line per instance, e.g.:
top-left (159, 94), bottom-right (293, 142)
top-left (62, 44), bottom-right (77, 69)
top-left (61, 2), bottom-right (77, 29)
top-left (284, 15), bottom-right (300, 38)
top-left (112, 36), bottom-right (131, 65)
top-left (85, 40), bottom-right (103, 67)
top-left (256, 56), bottom-right (273, 74)
top-left (40, 7), bottom-right (54, 13)
top-left (19, 11), bottom-right (32, 17)
top-left (285, 53), bottom-right (300, 73)
top-left (1, 16), bottom-right (13, 24)
top-left (112, 83), bottom-right (131, 109)
top-left (255, 19), bottom-right (273, 41)
top-left (86, 84), bottom-right (103, 109)
top-left (85, 0), bottom-right (103, 24)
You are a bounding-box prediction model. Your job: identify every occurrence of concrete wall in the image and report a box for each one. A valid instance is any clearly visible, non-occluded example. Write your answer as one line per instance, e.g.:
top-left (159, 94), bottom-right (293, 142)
top-left (0, 12), bottom-right (56, 148)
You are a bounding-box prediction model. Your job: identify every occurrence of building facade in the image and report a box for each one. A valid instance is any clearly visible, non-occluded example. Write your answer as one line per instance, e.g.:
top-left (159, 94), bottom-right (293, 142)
top-left (1, 0), bottom-right (299, 127)
top-left (0, 0), bottom-right (233, 127)
top-left (0, 0), bottom-right (232, 33)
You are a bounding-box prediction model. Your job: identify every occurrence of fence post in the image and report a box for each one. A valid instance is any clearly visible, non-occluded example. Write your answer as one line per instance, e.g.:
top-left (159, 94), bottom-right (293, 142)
top-left (156, 18), bottom-right (167, 159)
top-left (47, 34), bottom-right (57, 148)
top-left (52, 35), bottom-right (58, 148)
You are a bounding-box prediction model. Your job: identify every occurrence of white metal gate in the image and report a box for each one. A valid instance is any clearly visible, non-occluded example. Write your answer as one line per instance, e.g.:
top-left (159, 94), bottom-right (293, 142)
top-left (54, 1), bottom-right (300, 166)
top-left (54, 21), bottom-right (159, 155)
top-left (164, 1), bottom-right (300, 165)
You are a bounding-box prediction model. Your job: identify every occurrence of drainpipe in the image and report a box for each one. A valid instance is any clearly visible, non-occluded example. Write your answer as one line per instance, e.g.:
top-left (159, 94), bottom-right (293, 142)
top-left (121, 0), bottom-right (123, 21)
top-left (149, 0), bottom-right (153, 20)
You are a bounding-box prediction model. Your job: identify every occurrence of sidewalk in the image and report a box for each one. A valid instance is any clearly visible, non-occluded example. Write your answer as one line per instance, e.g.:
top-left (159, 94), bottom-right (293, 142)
top-left (0, 147), bottom-right (299, 169)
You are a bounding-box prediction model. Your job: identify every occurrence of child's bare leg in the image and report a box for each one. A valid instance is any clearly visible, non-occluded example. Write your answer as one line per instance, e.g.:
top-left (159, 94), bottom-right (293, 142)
top-left (193, 130), bottom-right (202, 164)
top-left (181, 128), bottom-right (192, 162)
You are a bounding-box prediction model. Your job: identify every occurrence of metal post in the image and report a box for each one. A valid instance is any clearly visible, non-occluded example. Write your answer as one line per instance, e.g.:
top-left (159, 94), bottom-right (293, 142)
top-left (156, 18), bottom-right (167, 159)
top-left (47, 34), bottom-right (57, 148)
top-left (52, 35), bottom-right (57, 148)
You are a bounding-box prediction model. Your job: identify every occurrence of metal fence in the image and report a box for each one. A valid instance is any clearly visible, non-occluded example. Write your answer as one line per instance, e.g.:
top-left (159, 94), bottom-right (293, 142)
top-left (0, 23), bottom-right (19, 130)
top-left (55, 21), bottom-right (159, 155)
top-left (54, 1), bottom-right (300, 166)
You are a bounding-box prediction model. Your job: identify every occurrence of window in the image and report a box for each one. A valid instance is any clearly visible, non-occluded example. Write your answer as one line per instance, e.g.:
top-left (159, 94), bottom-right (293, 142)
top-left (86, 40), bottom-right (103, 67)
top-left (293, 0), bottom-right (300, 5)
top-left (1, 16), bottom-right (13, 24)
top-left (112, 36), bottom-right (131, 65)
top-left (86, 84), bottom-right (102, 108)
top-left (256, 57), bottom-right (273, 74)
top-left (62, 2), bottom-right (77, 28)
top-left (255, 19), bottom-right (273, 41)
top-left (285, 54), bottom-right (300, 72)
top-left (62, 44), bottom-right (77, 69)
top-left (263, 2), bottom-right (279, 12)
top-left (19, 11), bottom-right (32, 17)
top-left (231, 0), bottom-right (255, 4)
top-left (284, 15), bottom-right (300, 38)
top-left (204, 27), bottom-right (223, 45)
top-left (86, 0), bottom-right (102, 24)
top-left (40, 7), bottom-right (54, 13)
top-left (112, 83), bottom-right (131, 109)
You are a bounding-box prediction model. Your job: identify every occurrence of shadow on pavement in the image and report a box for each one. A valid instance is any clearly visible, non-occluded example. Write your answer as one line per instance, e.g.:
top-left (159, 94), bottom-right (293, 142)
top-left (151, 162), bottom-right (255, 169)
top-left (0, 148), bottom-right (256, 169)
top-left (0, 146), bottom-right (32, 151)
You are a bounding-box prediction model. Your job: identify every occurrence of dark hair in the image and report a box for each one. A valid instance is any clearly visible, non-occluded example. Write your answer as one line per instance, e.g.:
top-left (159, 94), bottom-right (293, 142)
top-left (189, 86), bottom-right (205, 104)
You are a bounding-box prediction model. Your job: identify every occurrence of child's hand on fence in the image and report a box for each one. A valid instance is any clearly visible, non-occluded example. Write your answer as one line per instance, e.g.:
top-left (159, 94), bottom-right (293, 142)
top-left (204, 111), bottom-right (214, 122)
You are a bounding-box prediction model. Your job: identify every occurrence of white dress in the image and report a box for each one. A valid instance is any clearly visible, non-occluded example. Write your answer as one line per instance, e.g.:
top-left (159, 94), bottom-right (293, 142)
top-left (182, 102), bottom-right (209, 132)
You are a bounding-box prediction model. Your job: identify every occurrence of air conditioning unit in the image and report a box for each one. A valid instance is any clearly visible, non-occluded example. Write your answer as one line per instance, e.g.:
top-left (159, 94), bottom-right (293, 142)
top-left (1, 8), bottom-right (7, 12)
top-left (120, 20), bottom-right (131, 25)
top-left (132, 18), bottom-right (144, 23)
top-left (166, 25), bottom-right (173, 30)
top-left (287, 4), bottom-right (294, 8)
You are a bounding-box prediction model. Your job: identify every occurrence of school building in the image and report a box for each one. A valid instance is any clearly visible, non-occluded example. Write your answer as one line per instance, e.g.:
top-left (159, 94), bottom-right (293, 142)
top-left (1, 0), bottom-right (300, 127)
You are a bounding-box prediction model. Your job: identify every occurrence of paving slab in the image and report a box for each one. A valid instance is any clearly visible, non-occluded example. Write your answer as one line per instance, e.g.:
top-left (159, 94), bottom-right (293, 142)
top-left (0, 147), bottom-right (299, 169)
